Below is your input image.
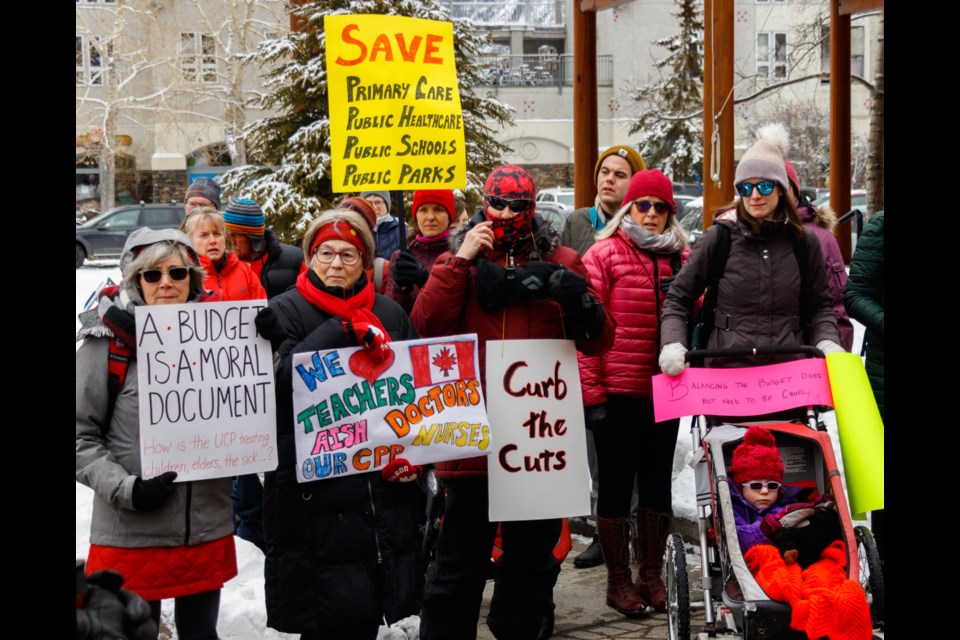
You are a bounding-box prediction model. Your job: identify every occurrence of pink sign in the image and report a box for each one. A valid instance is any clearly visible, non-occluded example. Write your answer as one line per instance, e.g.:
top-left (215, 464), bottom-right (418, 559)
top-left (652, 359), bottom-right (834, 422)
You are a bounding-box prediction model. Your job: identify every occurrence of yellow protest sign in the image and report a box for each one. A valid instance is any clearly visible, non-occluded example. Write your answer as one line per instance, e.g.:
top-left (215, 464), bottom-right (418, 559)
top-left (325, 14), bottom-right (467, 192)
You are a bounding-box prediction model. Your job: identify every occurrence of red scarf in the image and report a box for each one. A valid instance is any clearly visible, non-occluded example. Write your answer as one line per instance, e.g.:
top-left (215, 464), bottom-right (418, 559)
top-left (295, 270), bottom-right (392, 359)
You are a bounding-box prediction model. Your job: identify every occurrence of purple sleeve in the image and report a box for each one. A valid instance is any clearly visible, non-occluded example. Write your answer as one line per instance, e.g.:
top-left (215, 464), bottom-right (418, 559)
top-left (736, 519), bottom-right (770, 554)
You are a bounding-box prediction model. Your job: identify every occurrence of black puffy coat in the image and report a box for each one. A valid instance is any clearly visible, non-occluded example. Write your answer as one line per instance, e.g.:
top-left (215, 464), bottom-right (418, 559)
top-left (262, 273), bottom-right (422, 636)
top-left (259, 229), bottom-right (305, 298)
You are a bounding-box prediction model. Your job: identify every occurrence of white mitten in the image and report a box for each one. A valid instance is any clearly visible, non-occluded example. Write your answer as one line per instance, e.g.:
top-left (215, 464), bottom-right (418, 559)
top-left (815, 339), bottom-right (844, 355)
top-left (659, 343), bottom-right (688, 376)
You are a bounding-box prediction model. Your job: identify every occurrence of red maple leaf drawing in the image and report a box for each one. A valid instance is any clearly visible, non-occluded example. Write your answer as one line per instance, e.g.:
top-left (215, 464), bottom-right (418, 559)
top-left (431, 347), bottom-right (457, 377)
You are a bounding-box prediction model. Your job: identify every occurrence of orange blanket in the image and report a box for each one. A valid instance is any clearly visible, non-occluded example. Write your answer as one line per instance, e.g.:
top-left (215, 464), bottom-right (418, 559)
top-left (744, 541), bottom-right (872, 640)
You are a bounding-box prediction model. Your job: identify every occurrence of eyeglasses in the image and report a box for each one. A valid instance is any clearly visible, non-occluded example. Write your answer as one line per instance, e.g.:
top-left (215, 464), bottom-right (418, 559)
top-left (741, 481), bottom-right (782, 492)
top-left (634, 201), bottom-right (670, 215)
top-left (485, 196), bottom-right (534, 213)
top-left (314, 247), bottom-right (361, 266)
top-left (139, 267), bottom-right (190, 283)
top-left (736, 180), bottom-right (777, 197)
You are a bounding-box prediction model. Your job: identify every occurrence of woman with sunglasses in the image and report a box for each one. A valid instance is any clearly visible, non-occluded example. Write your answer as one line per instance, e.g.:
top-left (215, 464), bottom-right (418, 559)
top-left (575, 169), bottom-right (690, 617)
top-left (76, 228), bottom-right (237, 639)
top-left (181, 206), bottom-right (266, 302)
top-left (658, 136), bottom-right (842, 377)
top-left (411, 164), bottom-right (614, 640)
top-left (252, 210), bottom-right (423, 640)
top-left (385, 189), bottom-right (456, 313)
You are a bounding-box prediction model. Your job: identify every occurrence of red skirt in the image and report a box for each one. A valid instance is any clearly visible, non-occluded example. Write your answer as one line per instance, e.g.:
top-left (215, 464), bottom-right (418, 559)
top-left (86, 535), bottom-right (237, 601)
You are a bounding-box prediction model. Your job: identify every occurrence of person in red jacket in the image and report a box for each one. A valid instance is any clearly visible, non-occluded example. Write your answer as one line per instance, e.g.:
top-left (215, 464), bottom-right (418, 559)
top-left (181, 207), bottom-right (267, 302)
top-left (579, 169), bottom-right (691, 617)
top-left (411, 164), bottom-right (614, 640)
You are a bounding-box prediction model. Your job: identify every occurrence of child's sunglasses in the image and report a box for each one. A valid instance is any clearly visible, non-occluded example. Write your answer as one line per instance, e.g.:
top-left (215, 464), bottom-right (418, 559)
top-left (139, 267), bottom-right (190, 283)
top-left (485, 196), bottom-right (534, 213)
top-left (741, 481), bottom-right (781, 491)
top-left (735, 180), bottom-right (777, 197)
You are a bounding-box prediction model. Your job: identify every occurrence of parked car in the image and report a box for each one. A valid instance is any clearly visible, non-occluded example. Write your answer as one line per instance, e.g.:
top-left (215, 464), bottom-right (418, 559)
top-left (673, 182), bottom-right (703, 198)
top-left (536, 201), bottom-right (572, 234)
top-left (76, 202), bottom-right (186, 268)
top-left (674, 194), bottom-right (697, 220)
top-left (679, 197), bottom-right (704, 246)
top-left (536, 187), bottom-right (575, 212)
top-left (812, 189), bottom-right (867, 213)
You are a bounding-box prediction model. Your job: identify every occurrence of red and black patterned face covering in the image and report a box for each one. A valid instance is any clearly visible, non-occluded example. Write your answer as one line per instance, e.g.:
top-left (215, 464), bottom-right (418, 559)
top-left (484, 164), bottom-right (536, 254)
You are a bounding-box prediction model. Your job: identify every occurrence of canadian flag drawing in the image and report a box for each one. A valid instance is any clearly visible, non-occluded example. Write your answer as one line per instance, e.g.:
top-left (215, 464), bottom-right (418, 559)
top-left (409, 340), bottom-right (476, 388)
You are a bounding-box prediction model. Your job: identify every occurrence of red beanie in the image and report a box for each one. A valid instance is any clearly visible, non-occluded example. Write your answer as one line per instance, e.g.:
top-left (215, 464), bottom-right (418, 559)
top-left (729, 426), bottom-right (784, 485)
top-left (411, 190), bottom-right (455, 221)
top-left (338, 197), bottom-right (377, 231)
top-left (620, 169), bottom-right (677, 214)
top-left (783, 159), bottom-right (801, 200)
top-left (309, 220), bottom-right (366, 258)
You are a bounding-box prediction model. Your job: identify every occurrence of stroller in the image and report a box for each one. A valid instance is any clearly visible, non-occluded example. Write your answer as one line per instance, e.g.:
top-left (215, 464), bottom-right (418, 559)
top-left (664, 346), bottom-right (884, 639)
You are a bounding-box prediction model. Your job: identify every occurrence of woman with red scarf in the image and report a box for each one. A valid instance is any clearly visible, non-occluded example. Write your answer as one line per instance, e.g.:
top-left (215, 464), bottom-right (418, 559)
top-left (254, 209), bottom-right (422, 640)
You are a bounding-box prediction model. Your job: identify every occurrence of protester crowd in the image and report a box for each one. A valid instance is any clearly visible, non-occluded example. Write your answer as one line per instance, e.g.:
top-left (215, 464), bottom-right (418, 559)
top-left (77, 128), bottom-right (881, 640)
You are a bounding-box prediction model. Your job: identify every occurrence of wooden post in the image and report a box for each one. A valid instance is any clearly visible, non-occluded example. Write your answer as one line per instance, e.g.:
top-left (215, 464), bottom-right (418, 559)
top-left (830, 3), bottom-right (853, 261)
top-left (573, 3), bottom-right (599, 209)
top-left (701, 0), bottom-right (735, 229)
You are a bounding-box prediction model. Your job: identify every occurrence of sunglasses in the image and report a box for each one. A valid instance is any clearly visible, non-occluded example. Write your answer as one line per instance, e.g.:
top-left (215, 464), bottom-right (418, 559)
top-left (736, 180), bottom-right (777, 197)
top-left (314, 247), bottom-right (361, 266)
top-left (634, 200), bottom-right (670, 214)
top-left (741, 481), bottom-right (782, 492)
top-left (139, 267), bottom-right (190, 283)
top-left (485, 196), bottom-right (534, 213)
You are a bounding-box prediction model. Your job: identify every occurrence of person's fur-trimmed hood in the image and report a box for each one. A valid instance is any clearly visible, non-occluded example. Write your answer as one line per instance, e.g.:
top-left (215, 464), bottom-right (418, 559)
top-left (798, 203), bottom-right (837, 231)
top-left (448, 209), bottom-right (561, 261)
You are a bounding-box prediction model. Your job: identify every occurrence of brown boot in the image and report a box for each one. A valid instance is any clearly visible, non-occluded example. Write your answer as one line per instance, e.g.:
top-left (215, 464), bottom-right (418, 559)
top-left (635, 509), bottom-right (671, 612)
top-left (596, 516), bottom-right (649, 618)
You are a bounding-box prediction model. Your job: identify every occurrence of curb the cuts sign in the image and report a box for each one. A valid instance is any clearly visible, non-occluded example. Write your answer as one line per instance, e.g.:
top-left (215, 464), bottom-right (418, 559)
top-left (291, 335), bottom-right (490, 483)
top-left (485, 340), bottom-right (591, 522)
top-left (325, 14), bottom-right (467, 192)
top-left (651, 358), bottom-right (835, 422)
top-left (135, 300), bottom-right (277, 481)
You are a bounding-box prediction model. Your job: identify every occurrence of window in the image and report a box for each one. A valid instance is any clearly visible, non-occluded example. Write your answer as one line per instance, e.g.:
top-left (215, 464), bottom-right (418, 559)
top-left (756, 32), bottom-right (787, 79)
top-left (820, 25), bottom-right (865, 80)
top-left (76, 35), bottom-right (109, 85)
top-left (180, 32), bottom-right (217, 83)
top-left (755, 0), bottom-right (786, 3)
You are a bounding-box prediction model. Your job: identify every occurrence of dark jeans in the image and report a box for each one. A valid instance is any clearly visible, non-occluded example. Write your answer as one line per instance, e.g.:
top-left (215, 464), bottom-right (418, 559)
top-left (420, 478), bottom-right (561, 640)
top-left (148, 589), bottom-right (221, 640)
top-left (593, 396), bottom-right (680, 517)
top-left (231, 474), bottom-right (265, 552)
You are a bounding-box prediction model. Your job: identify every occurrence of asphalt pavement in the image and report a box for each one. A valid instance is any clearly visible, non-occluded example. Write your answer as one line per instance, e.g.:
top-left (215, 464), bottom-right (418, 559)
top-left (474, 518), bottom-right (707, 640)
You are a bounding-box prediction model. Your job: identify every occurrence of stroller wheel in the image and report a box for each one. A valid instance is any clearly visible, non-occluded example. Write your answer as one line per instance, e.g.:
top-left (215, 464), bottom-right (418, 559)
top-left (665, 533), bottom-right (690, 640)
top-left (855, 525), bottom-right (884, 627)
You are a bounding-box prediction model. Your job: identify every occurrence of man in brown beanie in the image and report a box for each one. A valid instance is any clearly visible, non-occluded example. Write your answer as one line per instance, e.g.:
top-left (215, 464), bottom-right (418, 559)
top-left (560, 144), bottom-right (646, 569)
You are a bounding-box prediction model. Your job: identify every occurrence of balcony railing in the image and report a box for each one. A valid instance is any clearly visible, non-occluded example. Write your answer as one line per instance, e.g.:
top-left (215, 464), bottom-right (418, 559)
top-left (440, 0), bottom-right (565, 28)
top-left (472, 54), bottom-right (613, 87)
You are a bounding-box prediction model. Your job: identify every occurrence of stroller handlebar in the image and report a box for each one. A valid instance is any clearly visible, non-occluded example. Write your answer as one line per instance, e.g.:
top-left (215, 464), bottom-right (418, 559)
top-left (684, 345), bottom-right (825, 364)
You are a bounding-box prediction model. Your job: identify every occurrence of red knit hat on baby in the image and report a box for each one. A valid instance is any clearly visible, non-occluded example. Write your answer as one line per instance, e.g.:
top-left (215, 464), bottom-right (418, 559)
top-left (729, 426), bottom-right (784, 485)
top-left (620, 168), bottom-right (677, 214)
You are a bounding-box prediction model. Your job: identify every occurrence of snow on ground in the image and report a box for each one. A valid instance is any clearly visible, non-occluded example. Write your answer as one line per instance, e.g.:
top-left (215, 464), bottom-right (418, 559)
top-left (76, 262), bottom-right (870, 638)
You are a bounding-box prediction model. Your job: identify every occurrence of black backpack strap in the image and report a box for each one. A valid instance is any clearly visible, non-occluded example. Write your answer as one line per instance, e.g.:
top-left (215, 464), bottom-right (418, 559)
top-left (694, 224), bottom-right (731, 349)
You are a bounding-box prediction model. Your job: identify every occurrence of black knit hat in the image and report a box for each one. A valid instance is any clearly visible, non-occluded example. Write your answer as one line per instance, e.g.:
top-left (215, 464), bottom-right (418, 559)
top-left (184, 177), bottom-right (222, 210)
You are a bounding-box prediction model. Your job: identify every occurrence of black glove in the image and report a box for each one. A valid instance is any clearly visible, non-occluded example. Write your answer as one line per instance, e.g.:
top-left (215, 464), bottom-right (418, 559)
top-left (547, 266), bottom-right (588, 301)
top-left (475, 258), bottom-right (511, 312)
top-left (512, 261), bottom-right (564, 300)
top-left (584, 403), bottom-right (607, 430)
top-left (391, 251), bottom-right (429, 288)
top-left (132, 471), bottom-right (177, 511)
top-left (558, 292), bottom-right (607, 341)
top-left (77, 570), bottom-right (157, 640)
top-left (255, 307), bottom-right (286, 348)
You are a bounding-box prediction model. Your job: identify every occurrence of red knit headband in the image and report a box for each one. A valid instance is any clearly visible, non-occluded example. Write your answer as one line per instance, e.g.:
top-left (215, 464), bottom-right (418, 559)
top-left (310, 221), bottom-right (366, 258)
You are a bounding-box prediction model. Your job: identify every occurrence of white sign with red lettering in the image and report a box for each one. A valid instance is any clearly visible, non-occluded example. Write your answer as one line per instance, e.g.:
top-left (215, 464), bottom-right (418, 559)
top-left (485, 339), bottom-right (590, 521)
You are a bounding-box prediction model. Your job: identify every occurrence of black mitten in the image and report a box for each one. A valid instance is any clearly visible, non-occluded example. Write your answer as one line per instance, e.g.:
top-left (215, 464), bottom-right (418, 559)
top-left (475, 259), bottom-right (511, 313)
top-left (255, 307), bottom-right (287, 348)
top-left (512, 261), bottom-right (564, 300)
top-left (132, 471), bottom-right (178, 511)
top-left (560, 292), bottom-right (607, 341)
top-left (391, 251), bottom-right (429, 288)
top-left (77, 570), bottom-right (158, 640)
top-left (547, 266), bottom-right (588, 300)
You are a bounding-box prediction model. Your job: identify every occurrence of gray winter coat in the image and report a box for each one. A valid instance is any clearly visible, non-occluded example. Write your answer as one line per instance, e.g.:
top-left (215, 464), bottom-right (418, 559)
top-left (560, 204), bottom-right (610, 257)
top-left (76, 335), bottom-right (234, 547)
top-left (661, 210), bottom-right (840, 366)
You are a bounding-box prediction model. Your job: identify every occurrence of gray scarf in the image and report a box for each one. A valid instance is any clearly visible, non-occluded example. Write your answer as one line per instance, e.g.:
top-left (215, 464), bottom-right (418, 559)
top-left (619, 215), bottom-right (684, 255)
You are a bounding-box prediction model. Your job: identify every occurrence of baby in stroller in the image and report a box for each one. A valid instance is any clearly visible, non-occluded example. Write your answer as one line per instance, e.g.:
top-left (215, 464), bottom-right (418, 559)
top-left (729, 426), bottom-right (873, 640)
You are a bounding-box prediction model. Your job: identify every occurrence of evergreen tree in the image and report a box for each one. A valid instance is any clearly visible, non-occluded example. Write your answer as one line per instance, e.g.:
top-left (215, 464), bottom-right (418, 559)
top-left (627, 0), bottom-right (703, 183)
top-left (220, 0), bottom-right (512, 243)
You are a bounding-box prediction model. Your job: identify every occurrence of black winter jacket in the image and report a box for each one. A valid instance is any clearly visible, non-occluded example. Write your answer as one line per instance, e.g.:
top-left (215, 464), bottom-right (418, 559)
top-left (262, 274), bottom-right (422, 635)
top-left (260, 229), bottom-right (305, 298)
